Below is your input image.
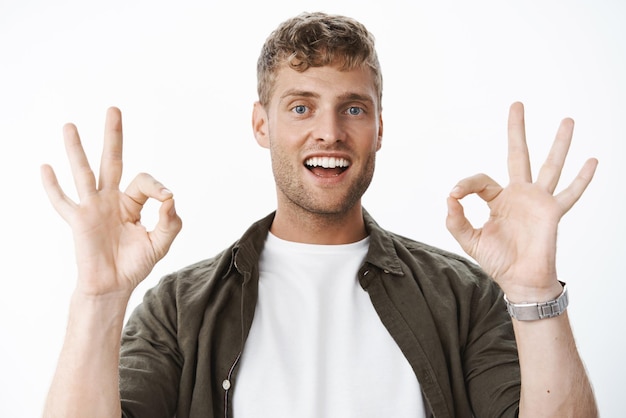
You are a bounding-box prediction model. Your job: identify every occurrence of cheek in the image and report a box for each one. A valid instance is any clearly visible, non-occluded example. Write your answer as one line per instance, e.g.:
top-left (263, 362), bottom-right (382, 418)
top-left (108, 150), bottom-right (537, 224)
top-left (269, 124), bottom-right (306, 152)
top-left (358, 127), bottom-right (382, 152)
top-left (268, 132), bottom-right (299, 166)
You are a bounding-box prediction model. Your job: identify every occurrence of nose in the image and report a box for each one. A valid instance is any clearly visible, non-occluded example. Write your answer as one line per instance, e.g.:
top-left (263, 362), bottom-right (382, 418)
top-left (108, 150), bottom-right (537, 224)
top-left (313, 110), bottom-right (344, 143)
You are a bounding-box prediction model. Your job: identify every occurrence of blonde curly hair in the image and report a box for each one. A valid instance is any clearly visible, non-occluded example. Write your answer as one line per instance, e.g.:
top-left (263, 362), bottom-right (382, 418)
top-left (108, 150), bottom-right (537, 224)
top-left (257, 12), bottom-right (382, 109)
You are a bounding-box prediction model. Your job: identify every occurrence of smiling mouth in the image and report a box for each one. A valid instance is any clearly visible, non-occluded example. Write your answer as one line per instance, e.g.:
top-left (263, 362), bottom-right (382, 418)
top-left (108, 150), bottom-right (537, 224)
top-left (305, 157), bottom-right (350, 177)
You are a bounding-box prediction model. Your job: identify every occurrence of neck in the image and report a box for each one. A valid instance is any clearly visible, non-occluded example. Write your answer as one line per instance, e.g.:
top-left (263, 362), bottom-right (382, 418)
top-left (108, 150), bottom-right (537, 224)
top-left (270, 202), bottom-right (367, 245)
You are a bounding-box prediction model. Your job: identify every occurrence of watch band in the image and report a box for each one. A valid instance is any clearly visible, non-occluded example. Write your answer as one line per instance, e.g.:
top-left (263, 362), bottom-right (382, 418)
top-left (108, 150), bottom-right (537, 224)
top-left (504, 281), bottom-right (568, 321)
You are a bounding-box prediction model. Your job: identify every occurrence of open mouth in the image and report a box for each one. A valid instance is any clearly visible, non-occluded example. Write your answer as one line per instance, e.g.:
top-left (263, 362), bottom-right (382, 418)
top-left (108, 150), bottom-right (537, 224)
top-left (304, 157), bottom-right (350, 177)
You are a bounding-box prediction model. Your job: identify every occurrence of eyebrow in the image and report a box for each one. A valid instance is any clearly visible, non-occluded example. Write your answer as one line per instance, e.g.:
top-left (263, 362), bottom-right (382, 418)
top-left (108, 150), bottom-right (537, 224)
top-left (337, 92), bottom-right (375, 104)
top-left (279, 89), bottom-right (375, 104)
top-left (279, 90), bottom-right (319, 101)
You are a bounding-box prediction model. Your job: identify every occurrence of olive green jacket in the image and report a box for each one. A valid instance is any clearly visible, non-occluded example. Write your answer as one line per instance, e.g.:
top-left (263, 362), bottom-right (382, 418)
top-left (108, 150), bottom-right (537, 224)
top-left (120, 211), bottom-right (520, 417)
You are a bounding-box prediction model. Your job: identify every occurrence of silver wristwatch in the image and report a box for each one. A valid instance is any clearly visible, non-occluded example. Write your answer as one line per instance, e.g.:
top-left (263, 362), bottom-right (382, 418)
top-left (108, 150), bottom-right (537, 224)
top-left (503, 281), bottom-right (568, 321)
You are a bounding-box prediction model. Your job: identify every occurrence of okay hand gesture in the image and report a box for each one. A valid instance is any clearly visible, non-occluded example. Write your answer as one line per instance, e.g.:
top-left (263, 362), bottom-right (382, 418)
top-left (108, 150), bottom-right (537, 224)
top-left (446, 102), bottom-right (597, 300)
top-left (41, 107), bottom-right (182, 298)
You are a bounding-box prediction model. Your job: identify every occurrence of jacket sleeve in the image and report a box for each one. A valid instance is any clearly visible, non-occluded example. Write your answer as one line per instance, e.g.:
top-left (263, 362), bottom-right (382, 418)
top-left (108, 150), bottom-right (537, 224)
top-left (119, 274), bottom-right (182, 418)
top-left (461, 267), bottom-right (521, 417)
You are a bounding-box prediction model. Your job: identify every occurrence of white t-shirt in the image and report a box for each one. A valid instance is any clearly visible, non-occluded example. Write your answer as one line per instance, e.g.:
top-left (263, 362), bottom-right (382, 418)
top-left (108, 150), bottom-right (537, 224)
top-left (233, 233), bottom-right (426, 417)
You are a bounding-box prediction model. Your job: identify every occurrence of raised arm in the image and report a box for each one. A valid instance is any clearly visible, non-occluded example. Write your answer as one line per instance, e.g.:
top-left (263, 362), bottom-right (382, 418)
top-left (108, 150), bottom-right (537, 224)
top-left (41, 107), bottom-right (182, 418)
top-left (446, 102), bottom-right (598, 417)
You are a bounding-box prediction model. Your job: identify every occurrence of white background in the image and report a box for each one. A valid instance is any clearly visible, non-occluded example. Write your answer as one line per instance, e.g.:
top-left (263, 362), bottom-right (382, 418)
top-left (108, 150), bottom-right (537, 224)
top-left (1, 0), bottom-right (624, 416)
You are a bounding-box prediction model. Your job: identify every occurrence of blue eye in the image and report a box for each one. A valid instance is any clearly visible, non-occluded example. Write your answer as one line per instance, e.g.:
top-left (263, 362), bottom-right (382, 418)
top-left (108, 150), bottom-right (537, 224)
top-left (293, 105), bottom-right (307, 114)
top-left (347, 106), bottom-right (363, 116)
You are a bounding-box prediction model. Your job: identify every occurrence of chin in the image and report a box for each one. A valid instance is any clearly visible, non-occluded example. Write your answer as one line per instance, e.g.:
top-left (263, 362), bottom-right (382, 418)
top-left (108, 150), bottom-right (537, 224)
top-left (299, 198), bottom-right (363, 218)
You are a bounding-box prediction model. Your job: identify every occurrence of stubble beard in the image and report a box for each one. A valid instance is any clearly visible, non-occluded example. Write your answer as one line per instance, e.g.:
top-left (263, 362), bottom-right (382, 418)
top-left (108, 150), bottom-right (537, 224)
top-left (271, 144), bottom-right (376, 221)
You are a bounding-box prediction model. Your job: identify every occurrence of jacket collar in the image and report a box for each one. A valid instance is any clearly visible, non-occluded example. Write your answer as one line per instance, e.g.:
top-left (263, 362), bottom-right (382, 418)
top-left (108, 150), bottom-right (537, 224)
top-left (362, 210), bottom-right (404, 276)
top-left (230, 209), bottom-right (404, 277)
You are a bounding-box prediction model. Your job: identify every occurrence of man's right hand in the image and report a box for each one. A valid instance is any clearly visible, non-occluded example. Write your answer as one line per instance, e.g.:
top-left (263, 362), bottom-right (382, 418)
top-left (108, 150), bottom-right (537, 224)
top-left (40, 107), bottom-right (182, 299)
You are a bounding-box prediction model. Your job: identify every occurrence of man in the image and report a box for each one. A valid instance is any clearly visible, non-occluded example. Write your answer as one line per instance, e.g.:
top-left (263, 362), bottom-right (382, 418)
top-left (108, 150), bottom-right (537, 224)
top-left (41, 12), bottom-right (598, 417)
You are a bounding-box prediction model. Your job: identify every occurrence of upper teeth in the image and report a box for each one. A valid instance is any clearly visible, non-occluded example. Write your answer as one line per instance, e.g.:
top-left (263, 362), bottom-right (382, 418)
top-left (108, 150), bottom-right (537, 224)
top-left (305, 157), bottom-right (350, 169)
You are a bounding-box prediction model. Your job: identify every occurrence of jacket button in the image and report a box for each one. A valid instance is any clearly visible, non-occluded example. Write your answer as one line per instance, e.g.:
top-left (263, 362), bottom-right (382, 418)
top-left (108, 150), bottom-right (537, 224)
top-left (222, 379), bottom-right (231, 390)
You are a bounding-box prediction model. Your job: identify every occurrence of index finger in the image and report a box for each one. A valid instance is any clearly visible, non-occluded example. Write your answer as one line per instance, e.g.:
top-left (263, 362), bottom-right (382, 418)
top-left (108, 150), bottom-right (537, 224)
top-left (507, 102), bottom-right (532, 183)
top-left (63, 122), bottom-right (97, 200)
top-left (98, 107), bottom-right (124, 191)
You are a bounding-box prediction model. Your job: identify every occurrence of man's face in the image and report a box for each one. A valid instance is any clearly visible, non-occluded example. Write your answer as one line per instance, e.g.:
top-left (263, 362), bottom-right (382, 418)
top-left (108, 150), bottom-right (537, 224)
top-left (253, 64), bottom-right (383, 217)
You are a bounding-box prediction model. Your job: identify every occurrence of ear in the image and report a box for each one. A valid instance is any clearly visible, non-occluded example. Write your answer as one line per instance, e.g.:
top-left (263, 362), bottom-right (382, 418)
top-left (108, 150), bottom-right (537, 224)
top-left (376, 113), bottom-right (383, 151)
top-left (252, 101), bottom-right (270, 149)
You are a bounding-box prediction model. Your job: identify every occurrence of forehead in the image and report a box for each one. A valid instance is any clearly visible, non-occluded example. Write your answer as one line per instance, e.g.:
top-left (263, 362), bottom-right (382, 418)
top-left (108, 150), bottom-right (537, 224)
top-left (270, 64), bottom-right (379, 106)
